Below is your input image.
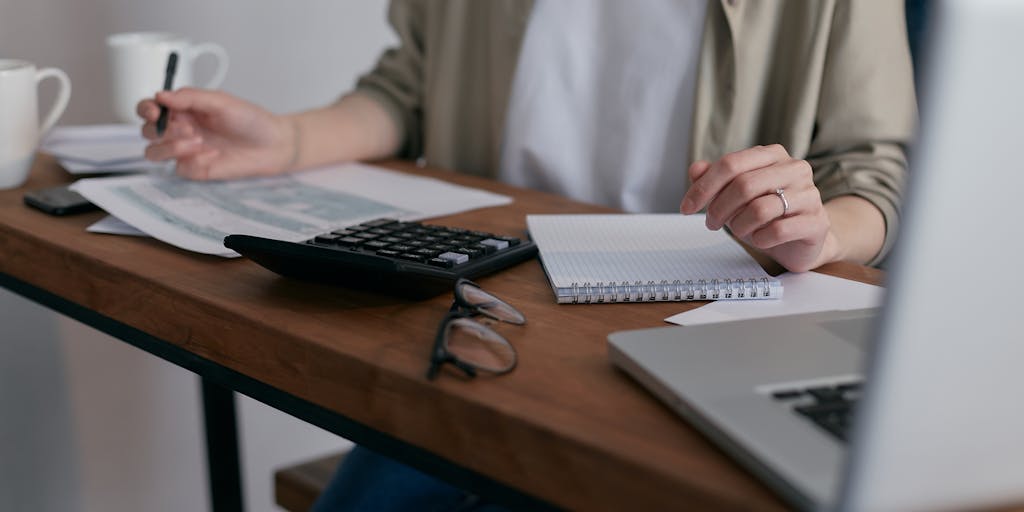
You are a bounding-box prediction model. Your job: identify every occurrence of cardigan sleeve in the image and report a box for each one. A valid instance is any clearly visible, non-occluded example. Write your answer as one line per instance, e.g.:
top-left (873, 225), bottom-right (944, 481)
top-left (807, 0), bottom-right (918, 266)
top-left (351, 0), bottom-right (427, 160)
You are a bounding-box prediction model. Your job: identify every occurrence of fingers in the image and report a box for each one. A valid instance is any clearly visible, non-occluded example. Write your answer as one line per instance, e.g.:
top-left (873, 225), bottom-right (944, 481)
top-left (142, 116), bottom-right (197, 141)
top-left (155, 87), bottom-right (232, 115)
top-left (680, 161), bottom-right (711, 212)
top-left (748, 211), bottom-right (829, 251)
top-left (688, 160), bottom-right (711, 182)
top-left (140, 87), bottom-right (227, 141)
top-left (144, 135), bottom-right (204, 161)
top-left (727, 185), bottom-right (825, 240)
top-left (680, 144), bottom-right (790, 214)
top-left (137, 99), bottom-right (161, 122)
top-left (175, 148), bottom-right (221, 181)
top-left (705, 158), bottom-right (813, 230)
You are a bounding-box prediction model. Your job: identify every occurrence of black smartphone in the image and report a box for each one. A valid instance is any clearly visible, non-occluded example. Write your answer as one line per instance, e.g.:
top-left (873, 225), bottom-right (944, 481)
top-left (23, 185), bottom-right (100, 216)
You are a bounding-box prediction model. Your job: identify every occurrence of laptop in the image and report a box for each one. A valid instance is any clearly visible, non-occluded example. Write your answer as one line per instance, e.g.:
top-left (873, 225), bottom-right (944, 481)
top-left (608, 1), bottom-right (1024, 511)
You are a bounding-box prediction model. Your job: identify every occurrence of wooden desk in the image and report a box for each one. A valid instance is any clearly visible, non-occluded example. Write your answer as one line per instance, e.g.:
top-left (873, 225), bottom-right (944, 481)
top-left (1, 156), bottom-right (882, 511)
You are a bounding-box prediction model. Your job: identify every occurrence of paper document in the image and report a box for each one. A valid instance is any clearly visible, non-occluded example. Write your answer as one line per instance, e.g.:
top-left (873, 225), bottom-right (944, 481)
top-left (665, 271), bottom-right (883, 325)
top-left (87, 215), bottom-right (150, 237)
top-left (71, 163), bottom-right (513, 257)
top-left (41, 124), bottom-right (168, 174)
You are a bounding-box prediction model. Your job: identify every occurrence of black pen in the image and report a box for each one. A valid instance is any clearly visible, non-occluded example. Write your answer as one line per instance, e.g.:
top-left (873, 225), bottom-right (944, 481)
top-left (155, 51), bottom-right (178, 137)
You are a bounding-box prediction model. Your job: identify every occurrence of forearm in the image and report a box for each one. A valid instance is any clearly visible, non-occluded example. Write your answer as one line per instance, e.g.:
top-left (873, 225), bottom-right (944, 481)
top-left (282, 92), bottom-right (403, 171)
top-left (819, 195), bottom-right (886, 267)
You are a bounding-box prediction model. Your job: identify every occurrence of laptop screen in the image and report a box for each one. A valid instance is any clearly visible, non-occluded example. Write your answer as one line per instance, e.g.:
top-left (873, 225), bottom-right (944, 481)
top-left (841, 1), bottom-right (1024, 510)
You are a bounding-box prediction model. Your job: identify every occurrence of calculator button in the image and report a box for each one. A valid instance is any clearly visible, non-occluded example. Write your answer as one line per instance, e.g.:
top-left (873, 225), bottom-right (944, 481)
top-left (314, 234), bottom-right (341, 244)
top-left (337, 236), bottom-right (366, 246)
top-left (427, 258), bottom-right (455, 268)
top-left (331, 229), bottom-right (358, 236)
top-left (472, 243), bottom-right (497, 255)
top-left (380, 237), bottom-right (404, 244)
top-left (389, 244), bottom-right (414, 252)
top-left (364, 240), bottom-right (391, 250)
top-left (414, 248), bottom-right (440, 258)
top-left (354, 232), bottom-right (379, 239)
top-left (495, 236), bottom-right (522, 246)
top-left (368, 228), bottom-right (393, 235)
top-left (455, 246), bottom-right (484, 258)
top-left (480, 238), bottom-right (510, 250)
top-left (397, 253), bottom-right (428, 263)
top-left (438, 252), bottom-right (470, 265)
top-left (376, 249), bottom-right (401, 258)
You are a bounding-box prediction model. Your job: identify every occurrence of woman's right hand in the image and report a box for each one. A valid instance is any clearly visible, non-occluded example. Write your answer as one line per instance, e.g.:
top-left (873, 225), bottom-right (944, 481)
top-left (138, 87), bottom-right (297, 180)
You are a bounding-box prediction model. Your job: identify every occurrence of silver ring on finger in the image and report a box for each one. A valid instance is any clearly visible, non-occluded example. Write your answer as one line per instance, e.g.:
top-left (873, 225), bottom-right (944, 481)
top-left (774, 187), bottom-right (790, 218)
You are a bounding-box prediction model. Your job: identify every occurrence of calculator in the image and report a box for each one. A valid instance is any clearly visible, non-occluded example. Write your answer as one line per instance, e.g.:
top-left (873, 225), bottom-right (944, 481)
top-left (224, 218), bottom-right (537, 299)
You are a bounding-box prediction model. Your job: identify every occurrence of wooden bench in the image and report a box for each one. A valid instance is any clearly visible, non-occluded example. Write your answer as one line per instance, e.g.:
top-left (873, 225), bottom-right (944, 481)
top-left (274, 451), bottom-right (346, 512)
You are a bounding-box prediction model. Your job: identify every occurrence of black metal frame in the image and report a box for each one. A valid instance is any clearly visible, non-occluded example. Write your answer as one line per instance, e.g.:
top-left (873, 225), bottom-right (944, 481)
top-left (427, 278), bottom-right (523, 380)
top-left (0, 271), bottom-right (557, 512)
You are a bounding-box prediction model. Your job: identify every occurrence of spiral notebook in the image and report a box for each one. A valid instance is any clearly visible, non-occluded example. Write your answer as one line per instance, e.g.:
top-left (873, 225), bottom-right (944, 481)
top-left (526, 214), bottom-right (783, 304)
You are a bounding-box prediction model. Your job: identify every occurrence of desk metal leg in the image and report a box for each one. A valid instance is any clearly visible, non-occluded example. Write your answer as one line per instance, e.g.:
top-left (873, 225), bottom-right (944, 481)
top-left (201, 378), bottom-right (244, 512)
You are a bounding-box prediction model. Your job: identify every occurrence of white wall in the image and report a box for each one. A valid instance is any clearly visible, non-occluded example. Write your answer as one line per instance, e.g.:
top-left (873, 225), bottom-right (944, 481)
top-left (0, 1), bottom-right (395, 511)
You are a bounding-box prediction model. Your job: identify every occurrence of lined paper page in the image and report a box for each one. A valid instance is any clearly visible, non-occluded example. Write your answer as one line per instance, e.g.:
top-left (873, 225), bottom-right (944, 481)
top-left (526, 214), bottom-right (772, 288)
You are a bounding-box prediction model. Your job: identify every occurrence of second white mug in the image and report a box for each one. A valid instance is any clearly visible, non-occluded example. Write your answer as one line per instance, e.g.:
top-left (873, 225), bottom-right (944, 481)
top-left (107, 31), bottom-right (229, 124)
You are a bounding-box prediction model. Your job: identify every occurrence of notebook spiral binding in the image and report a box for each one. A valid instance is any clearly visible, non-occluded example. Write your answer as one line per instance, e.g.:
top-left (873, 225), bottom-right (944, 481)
top-left (564, 277), bottom-right (774, 304)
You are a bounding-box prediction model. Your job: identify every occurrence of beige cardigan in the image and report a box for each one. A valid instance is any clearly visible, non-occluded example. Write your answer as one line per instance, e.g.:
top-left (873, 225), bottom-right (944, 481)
top-left (354, 0), bottom-right (917, 265)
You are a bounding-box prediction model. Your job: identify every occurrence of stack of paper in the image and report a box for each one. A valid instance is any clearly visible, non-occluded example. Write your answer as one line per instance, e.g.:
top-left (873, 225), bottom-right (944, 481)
top-left (41, 124), bottom-right (168, 174)
top-left (71, 163), bottom-right (514, 257)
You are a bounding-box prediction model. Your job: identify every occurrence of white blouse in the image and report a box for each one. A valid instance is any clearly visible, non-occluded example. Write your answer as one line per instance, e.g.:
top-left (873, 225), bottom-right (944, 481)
top-left (499, 0), bottom-right (707, 213)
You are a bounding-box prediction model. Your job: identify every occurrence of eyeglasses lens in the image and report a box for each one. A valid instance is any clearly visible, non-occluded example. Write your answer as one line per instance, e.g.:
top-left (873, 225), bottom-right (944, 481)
top-left (444, 317), bottom-right (516, 373)
top-left (458, 283), bottom-right (525, 324)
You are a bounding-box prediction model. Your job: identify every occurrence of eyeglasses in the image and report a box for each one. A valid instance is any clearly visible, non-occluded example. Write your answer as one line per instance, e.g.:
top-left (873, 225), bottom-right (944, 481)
top-left (427, 278), bottom-right (525, 380)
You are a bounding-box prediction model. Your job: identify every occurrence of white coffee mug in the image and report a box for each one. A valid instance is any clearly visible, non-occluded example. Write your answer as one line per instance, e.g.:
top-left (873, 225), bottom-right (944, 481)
top-left (0, 59), bottom-right (71, 190)
top-left (107, 32), bottom-right (229, 124)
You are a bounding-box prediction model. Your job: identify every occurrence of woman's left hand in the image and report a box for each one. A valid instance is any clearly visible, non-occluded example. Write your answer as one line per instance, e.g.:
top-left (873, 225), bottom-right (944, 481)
top-left (680, 144), bottom-right (836, 272)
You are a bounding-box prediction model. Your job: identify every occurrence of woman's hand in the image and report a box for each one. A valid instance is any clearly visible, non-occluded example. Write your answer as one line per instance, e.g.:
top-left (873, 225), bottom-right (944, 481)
top-left (137, 87), bottom-right (296, 180)
top-left (680, 144), bottom-right (839, 272)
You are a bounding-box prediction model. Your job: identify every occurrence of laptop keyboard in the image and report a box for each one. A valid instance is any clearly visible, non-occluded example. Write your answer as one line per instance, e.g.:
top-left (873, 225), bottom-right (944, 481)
top-left (771, 381), bottom-right (862, 442)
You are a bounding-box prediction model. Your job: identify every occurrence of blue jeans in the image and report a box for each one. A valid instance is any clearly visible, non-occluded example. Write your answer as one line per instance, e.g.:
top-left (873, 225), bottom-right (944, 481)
top-left (311, 445), bottom-right (509, 512)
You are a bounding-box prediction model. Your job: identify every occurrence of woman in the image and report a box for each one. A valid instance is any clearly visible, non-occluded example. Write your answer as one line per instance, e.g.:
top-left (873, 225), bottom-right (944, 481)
top-left (138, 1), bottom-right (915, 509)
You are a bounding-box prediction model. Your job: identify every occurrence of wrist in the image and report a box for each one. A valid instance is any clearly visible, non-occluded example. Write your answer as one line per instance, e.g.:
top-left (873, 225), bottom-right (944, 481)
top-left (816, 229), bottom-right (845, 267)
top-left (280, 115), bottom-right (301, 172)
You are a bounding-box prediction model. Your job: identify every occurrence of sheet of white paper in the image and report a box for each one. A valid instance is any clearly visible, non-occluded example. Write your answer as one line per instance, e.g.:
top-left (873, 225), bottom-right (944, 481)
top-left (41, 124), bottom-right (140, 146)
top-left (664, 271), bottom-right (884, 325)
top-left (41, 124), bottom-right (149, 165)
top-left (87, 215), bottom-right (150, 237)
top-left (58, 157), bottom-right (171, 175)
top-left (71, 163), bottom-right (513, 257)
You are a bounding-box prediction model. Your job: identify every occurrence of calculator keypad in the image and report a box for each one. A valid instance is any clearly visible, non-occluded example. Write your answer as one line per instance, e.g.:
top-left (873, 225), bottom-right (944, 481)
top-left (307, 218), bottom-right (523, 268)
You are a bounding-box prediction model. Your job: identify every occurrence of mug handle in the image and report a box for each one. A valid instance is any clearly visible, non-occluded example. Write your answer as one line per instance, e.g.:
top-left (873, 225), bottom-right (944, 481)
top-left (36, 67), bottom-right (71, 134)
top-left (188, 42), bottom-right (230, 90)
